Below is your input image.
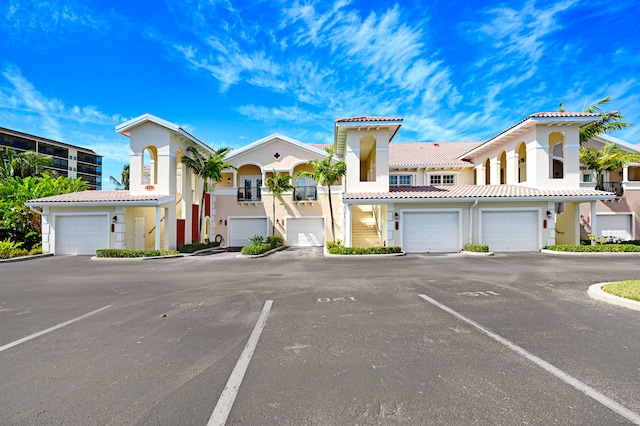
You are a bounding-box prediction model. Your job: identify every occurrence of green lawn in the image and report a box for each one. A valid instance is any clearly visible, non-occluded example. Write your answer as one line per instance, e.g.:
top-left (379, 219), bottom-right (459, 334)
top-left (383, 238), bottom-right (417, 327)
top-left (603, 280), bottom-right (640, 302)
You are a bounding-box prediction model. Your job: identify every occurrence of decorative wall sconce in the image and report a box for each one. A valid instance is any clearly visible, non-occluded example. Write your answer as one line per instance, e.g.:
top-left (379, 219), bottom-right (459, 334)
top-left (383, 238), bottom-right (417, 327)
top-left (112, 215), bottom-right (118, 223)
top-left (394, 212), bottom-right (399, 220)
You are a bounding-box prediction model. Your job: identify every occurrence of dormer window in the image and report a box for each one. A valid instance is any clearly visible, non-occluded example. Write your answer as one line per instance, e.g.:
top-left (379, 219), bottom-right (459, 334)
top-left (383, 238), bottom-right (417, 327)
top-left (430, 174), bottom-right (455, 185)
top-left (390, 175), bottom-right (412, 186)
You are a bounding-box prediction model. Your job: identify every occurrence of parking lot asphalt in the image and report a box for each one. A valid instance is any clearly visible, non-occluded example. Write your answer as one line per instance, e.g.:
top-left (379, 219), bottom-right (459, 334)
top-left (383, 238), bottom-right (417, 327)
top-left (1, 250), bottom-right (639, 425)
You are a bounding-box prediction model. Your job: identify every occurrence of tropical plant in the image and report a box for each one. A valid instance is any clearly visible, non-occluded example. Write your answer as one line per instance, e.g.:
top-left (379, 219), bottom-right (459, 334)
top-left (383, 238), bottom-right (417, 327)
top-left (181, 145), bottom-right (233, 242)
top-left (579, 142), bottom-right (640, 189)
top-left (109, 164), bottom-right (130, 190)
top-left (297, 149), bottom-right (346, 242)
top-left (559, 96), bottom-right (632, 144)
top-left (264, 169), bottom-right (293, 236)
top-left (0, 147), bottom-right (53, 179)
top-left (0, 174), bottom-right (88, 248)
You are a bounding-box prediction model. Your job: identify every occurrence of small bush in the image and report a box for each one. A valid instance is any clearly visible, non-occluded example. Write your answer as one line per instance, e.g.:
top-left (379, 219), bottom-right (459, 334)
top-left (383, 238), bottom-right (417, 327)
top-left (0, 239), bottom-right (26, 259)
top-left (266, 235), bottom-right (284, 249)
top-left (248, 235), bottom-right (265, 246)
top-left (326, 242), bottom-right (402, 255)
top-left (241, 243), bottom-right (272, 255)
top-left (179, 241), bottom-right (220, 253)
top-left (545, 244), bottom-right (640, 253)
top-left (95, 249), bottom-right (180, 258)
top-left (464, 244), bottom-right (489, 253)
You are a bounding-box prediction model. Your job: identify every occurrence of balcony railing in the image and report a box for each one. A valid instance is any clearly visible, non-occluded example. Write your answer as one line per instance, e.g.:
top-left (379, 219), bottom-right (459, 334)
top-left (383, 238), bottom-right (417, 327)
top-left (293, 186), bottom-right (318, 201)
top-left (237, 186), bottom-right (262, 201)
top-left (597, 181), bottom-right (623, 196)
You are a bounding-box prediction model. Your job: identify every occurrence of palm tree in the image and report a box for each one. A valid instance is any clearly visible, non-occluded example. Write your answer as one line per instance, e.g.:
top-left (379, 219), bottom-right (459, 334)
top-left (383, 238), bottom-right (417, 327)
top-left (264, 170), bottom-right (293, 236)
top-left (559, 96), bottom-right (632, 144)
top-left (297, 149), bottom-right (346, 243)
top-left (181, 145), bottom-right (233, 242)
top-left (580, 142), bottom-right (640, 190)
top-left (109, 164), bottom-right (130, 190)
top-left (0, 147), bottom-right (53, 178)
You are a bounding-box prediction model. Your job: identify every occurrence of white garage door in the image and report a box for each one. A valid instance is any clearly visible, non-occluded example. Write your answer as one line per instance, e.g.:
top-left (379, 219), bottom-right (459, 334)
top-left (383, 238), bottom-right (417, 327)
top-left (56, 215), bottom-right (109, 255)
top-left (229, 217), bottom-right (268, 246)
top-left (597, 214), bottom-right (632, 240)
top-left (482, 210), bottom-right (538, 252)
top-left (403, 211), bottom-right (460, 253)
top-left (286, 217), bottom-right (325, 247)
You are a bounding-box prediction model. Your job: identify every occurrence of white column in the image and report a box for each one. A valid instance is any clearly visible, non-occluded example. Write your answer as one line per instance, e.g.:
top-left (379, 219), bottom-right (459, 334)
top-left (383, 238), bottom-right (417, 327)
top-left (506, 152), bottom-right (517, 184)
top-left (232, 170), bottom-right (238, 188)
top-left (490, 158), bottom-right (500, 185)
top-left (344, 204), bottom-right (352, 247)
top-left (623, 165), bottom-right (629, 183)
top-left (155, 206), bottom-right (162, 250)
top-left (115, 207), bottom-right (126, 249)
top-left (476, 165), bottom-right (486, 185)
top-left (590, 201), bottom-right (598, 244)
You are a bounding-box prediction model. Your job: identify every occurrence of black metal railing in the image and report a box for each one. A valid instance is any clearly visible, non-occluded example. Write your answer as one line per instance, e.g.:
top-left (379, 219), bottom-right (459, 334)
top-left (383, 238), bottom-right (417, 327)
top-left (237, 186), bottom-right (262, 201)
top-left (597, 181), bottom-right (623, 196)
top-left (293, 186), bottom-right (317, 201)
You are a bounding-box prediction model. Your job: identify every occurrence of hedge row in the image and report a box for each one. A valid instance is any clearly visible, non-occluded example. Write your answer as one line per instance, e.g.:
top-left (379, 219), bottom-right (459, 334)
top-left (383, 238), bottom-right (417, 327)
top-left (546, 244), bottom-right (640, 252)
top-left (241, 235), bottom-right (284, 256)
top-left (0, 239), bottom-right (42, 259)
top-left (464, 243), bottom-right (489, 253)
top-left (326, 242), bottom-right (402, 255)
top-left (95, 249), bottom-right (180, 258)
top-left (179, 241), bottom-right (220, 253)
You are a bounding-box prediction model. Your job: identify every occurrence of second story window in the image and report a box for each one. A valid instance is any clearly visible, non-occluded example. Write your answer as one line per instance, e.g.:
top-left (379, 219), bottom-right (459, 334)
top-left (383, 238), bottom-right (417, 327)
top-left (390, 175), bottom-right (412, 186)
top-left (430, 174), bottom-right (455, 185)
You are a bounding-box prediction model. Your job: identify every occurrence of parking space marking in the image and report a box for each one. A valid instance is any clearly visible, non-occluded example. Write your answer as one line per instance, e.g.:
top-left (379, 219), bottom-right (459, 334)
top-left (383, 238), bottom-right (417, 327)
top-left (418, 294), bottom-right (640, 425)
top-left (208, 300), bottom-right (273, 426)
top-left (0, 305), bottom-right (113, 353)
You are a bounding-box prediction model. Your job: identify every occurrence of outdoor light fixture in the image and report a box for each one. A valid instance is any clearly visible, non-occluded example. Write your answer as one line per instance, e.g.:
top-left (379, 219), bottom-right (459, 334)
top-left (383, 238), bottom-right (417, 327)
top-left (227, 177), bottom-right (231, 183)
top-left (394, 212), bottom-right (399, 220)
top-left (112, 215), bottom-right (117, 223)
top-left (546, 210), bottom-right (553, 219)
top-left (219, 219), bottom-right (223, 225)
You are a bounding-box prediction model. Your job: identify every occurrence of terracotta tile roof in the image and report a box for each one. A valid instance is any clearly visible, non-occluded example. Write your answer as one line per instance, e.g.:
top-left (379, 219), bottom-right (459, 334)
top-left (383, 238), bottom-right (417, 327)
top-left (310, 143), bottom-right (333, 151)
top-left (335, 116), bottom-right (403, 123)
top-left (390, 142), bottom-right (482, 167)
top-left (343, 185), bottom-right (615, 200)
top-left (530, 112), bottom-right (601, 118)
top-left (28, 190), bottom-right (168, 203)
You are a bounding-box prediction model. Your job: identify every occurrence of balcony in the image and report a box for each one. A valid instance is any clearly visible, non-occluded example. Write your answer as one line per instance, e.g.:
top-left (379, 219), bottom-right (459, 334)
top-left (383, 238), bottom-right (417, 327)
top-left (293, 186), bottom-right (318, 201)
top-left (237, 186), bottom-right (262, 202)
top-left (597, 181), bottom-right (623, 196)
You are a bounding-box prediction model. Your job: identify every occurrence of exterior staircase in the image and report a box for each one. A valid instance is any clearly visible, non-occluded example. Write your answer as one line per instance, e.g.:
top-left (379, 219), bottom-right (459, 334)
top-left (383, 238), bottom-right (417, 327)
top-left (351, 205), bottom-right (380, 247)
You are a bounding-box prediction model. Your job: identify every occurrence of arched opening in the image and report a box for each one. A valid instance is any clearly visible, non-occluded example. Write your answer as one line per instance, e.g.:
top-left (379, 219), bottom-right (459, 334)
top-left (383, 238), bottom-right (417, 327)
top-left (499, 151), bottom-right (507, 184)
top-left (517, 142), bottom-right (527, 183)
top-left (359, 135), bottom-right (377, 182)
top-left (549, 132), bottom-right (564, 179)
top-left (142, 146), bottom-right (158, 185)
top-left (484, 158), bottom-right (491, 185)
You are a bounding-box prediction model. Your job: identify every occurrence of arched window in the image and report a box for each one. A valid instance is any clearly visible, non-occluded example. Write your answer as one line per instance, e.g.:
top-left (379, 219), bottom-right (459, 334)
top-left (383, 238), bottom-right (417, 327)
top-left (517, 142), bottom-right (527, 183)
top-left (142, 146), bottom-right (158, 185)
top-left (359, 135), bottom-right (376, 182)
top-left (484, 158), bottom-right (491, 185)
top-left (549, 132), bottom-right (564, 179)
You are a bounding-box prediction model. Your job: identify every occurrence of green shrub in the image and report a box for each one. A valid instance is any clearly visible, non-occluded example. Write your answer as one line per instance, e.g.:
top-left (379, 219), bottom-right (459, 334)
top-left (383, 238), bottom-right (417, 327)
top-left (95, 249), bottom-right (180, 258)
top-left (266, 235), bottom-right (284, 248)
top-left (326, 243), bottom-right (402, 255)
top-left (179, 241), bottom-right (220, 253)
top-left (464, 244), bottom-right (489, 253)
top-left (248, 235), bottom-right (265, 246)
top-left (545, 244), bottom-right (640, 253)
top-left (241, 243), bottom-right (272, 255)
top-left (0, 238), bottom-right (25, 259)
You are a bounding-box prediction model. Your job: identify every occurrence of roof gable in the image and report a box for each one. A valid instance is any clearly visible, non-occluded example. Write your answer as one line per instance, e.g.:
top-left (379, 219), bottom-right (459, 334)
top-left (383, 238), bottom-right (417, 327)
top-left (227, 134), bottom-right (329, 169)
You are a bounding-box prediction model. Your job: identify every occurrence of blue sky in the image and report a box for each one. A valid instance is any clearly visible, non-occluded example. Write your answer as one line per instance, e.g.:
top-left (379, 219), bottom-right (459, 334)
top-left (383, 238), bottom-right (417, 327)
top-left (1, 0), bottom-right (638, 189)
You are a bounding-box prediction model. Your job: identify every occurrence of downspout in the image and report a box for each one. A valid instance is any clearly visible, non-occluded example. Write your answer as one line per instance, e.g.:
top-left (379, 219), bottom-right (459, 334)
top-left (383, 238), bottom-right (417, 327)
top-left (469, 199), bottom-right (478, 245)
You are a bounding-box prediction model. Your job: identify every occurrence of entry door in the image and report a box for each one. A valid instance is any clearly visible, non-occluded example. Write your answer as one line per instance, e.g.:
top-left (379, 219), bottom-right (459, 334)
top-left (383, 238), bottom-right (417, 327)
top-left (242, 176), bottom-right (262, 201)
top-left (135, 217), bottom-right (145, 250)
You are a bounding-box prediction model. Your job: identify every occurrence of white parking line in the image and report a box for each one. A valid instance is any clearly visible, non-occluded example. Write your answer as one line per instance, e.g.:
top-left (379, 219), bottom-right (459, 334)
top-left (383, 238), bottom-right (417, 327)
top-left (0, 305), bottom-right (113, 353)
top-left (418, 294), bottom-right (640, 425)
top-left (208, 300), bottom-right (273, 426)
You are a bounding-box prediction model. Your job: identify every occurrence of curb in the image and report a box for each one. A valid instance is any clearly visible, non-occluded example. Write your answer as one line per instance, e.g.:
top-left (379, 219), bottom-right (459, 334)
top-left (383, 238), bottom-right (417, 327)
top-left (588, 282), bottom-right (640, 312)
top-left (460, 250), bottom-right (494, 256)
top-left (236, 245), bottom-right (287, 259)
top-left (323, 248), bottom-right (406, 258)
top-left (541, 249), bottom-right (640, 256)
top-left (0, 253), bottom-right (54, 263)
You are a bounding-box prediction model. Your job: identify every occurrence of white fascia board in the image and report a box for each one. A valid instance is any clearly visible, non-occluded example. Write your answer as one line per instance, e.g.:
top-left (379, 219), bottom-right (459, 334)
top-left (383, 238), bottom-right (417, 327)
top-left (25, 195), bottom-right (176, 208)
top-left (391, 163), bottom-right (475, 169)
top-left (593, 135), bottom-right (640, 153)
top-left (227, 133), bottom-right (329, 159)
top-left (343, 194), bottom-right (616, 205)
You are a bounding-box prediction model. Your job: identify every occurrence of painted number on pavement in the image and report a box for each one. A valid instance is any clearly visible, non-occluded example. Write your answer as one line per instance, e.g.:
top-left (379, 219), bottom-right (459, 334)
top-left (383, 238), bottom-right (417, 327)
top-left (317, 297), bottom-right (357, 302)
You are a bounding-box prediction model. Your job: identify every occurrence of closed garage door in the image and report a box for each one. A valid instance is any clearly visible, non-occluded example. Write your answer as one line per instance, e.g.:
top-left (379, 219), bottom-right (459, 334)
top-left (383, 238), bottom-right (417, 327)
top-left (403, 211), bottom-right (460, 253)
top-left (482, 210), bottom-right (538, 252)
top-left (56, 215), bottom-right (109, 255)
top-left (597, 214), bottom-right (632, 240)
top-left (229, 217), bottom-right (268, 246)
top-left (286, 217), bottom-right (325, 247)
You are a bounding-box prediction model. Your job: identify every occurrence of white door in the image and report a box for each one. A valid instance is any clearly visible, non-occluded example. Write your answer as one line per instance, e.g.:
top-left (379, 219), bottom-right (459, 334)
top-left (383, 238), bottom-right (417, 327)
top-left (135, 217), bottom-right (145, 250)
top-left (287, 217), bottom-right (325, 247)
top-left (56, 215), bottom-right (109, 255)
top-left (482, 210), bottom-right (538, 252)
top-left (403, 211), bottom-right (460, 253)
top-left (229, 217), bottom-right (268, 246)
top-left (597, 214), bottom-right (632, 240)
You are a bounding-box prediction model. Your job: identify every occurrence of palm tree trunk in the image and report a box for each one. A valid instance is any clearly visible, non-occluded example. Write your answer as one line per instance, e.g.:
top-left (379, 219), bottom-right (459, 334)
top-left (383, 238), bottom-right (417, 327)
top-left (272, 195), bottom-right (276, 236)
top-left (328, 185), bottom-right (336, 242)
